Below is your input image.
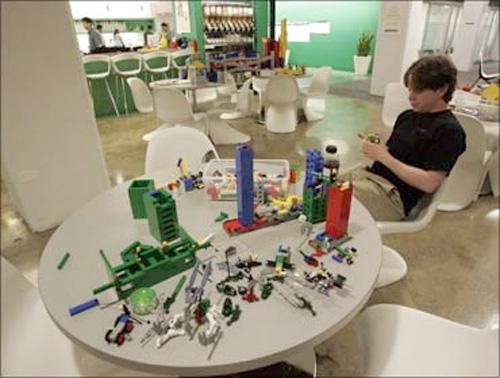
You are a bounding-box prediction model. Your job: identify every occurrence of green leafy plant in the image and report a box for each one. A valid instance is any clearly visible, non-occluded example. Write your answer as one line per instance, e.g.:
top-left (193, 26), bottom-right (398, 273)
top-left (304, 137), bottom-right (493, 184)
top-left (356, 32), bottom-right (374, 57)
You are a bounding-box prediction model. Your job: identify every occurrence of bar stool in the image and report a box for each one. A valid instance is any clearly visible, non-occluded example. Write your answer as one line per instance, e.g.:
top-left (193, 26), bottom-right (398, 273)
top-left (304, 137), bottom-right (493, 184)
top-left (111, 52), bottom-right (142, 115)
top-left (142, 51), bottom-right (171, 83)
top-left (171, 50), bottom-right (193, 79)
top-left (82, 54), bottom-right (120, 117)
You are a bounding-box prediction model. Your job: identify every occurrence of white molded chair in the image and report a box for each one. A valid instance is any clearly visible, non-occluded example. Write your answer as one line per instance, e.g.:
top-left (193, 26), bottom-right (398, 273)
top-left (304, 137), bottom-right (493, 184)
top-left (216, 72), bottom-right (238, 103)
top-left (194, 87), bottom-right (218, 112)
top-left (144, 126), bottom-right (219, 176)
top-left (111, 52), bottom-right (142, 115)
top-left (171, 50), bottom-right (193, 79)
top-left (264, 76), bottom-right (299, 133)
top-left (1, 257), bottom-right (156, 377)
top-left (150, 87), bottom-right (209, 142)
top-left (357, 304), bottom-right (499, 377)
top-left (438, 112), bottom-right (493, 211)
top-left (126, 77), bottom-right (153, 113)
top-left (142, 51), bottom-right (171, 82)
top-left (377, 179), bottom-right (448, 235)
top-left (382, 82), bottom-right (411, 128)
top-left (220, 78), bottom-right (253, 120)
top-left (82, 54), bottom-right (120, 117)
top-left (375, 180), bottom-right (448, 288)
top-left (301, 66), bottom-right (332, 122)
top-left (375, 246), bottom-right (408, 289)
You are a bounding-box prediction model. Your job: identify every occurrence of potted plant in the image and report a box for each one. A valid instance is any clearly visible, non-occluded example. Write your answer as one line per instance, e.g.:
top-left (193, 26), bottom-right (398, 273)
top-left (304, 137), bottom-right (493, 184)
top-left (354, 32), bottom-right (374, 75)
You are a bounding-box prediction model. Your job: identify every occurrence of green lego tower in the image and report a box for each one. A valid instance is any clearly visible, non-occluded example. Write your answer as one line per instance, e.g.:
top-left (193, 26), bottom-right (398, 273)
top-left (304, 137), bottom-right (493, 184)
top-left (128, 179), bottom-right (155, 219)
top-left (302, 187), bottom-right (328, 224)
top-left (143, 189), bottom-right (180, 243)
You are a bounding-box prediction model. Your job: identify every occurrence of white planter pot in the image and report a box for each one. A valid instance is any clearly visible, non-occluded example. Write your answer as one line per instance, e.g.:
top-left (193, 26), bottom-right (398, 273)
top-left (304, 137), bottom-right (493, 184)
top-left (353, 55), bottom-right (372, 76)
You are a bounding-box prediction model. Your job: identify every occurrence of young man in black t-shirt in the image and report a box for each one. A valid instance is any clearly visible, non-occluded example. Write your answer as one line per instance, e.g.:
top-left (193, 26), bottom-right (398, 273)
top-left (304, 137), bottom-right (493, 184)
top-left (346, 55), bottom-right (466, 221)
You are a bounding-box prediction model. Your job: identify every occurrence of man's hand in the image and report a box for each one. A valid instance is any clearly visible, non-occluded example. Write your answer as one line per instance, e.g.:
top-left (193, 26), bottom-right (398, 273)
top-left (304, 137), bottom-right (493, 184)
top-left (358, 133), bottom-right (390, 163)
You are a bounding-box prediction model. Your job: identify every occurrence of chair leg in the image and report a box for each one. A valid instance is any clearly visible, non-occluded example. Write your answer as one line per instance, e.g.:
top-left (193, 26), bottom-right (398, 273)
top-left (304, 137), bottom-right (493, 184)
top-left (104, 78), bottom-right (120, 117)
top-left (375, 245), bottom-right (407, 289)
top-left (284, 346), bottom-right (317, 377)
top-left (121, 76), bottom-right (128, 115)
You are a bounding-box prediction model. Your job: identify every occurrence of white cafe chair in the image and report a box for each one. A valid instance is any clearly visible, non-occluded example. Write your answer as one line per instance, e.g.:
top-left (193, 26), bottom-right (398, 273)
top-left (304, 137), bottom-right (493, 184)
top-left (382, 82), bottom-right (411, 128)
top-left (171, 50), bottom-right (193, 79)
top-left (126, 77), bottom-right (153, 114)
top-left (220, 78), bottom-right (253, 120)
top-left (375, 180), bottom-right (448, 288)
top-left (216, 71), bottom-right (238, 103)
top-left (145, 87), bottom-right (210, 142)
top-left (301, 66), bottom-right (332, 122)
top-left (1, 257), bottom-right (157, 377)
top-left (357, 304), bottom-right (499, 377)
top-left (438, 112), bottom-right (493, 211)
top-left (144, 126), bottom-right (219, 176)
top-left (264, 75), bottom-right (299, 133)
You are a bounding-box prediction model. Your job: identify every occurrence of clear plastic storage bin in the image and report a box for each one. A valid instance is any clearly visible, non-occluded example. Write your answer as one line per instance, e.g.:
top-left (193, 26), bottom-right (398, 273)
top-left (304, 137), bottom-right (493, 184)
top-left (203, 159), bottom-right (290, 201)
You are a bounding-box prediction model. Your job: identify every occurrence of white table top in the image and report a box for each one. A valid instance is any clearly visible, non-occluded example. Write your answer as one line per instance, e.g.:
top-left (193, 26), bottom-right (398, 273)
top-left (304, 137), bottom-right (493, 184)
top-left (38, 169), bottom-right (382, 376)
top-left (149, 79), bottom-right (223, 91)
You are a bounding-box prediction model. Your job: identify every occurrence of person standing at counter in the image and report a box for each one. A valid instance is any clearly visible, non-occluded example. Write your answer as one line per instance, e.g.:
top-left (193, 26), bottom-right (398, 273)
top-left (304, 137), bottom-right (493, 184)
top-left (113, 29), bottom-right (124, 48)
top-left (144, 25), bottom-right (154, 47)
top-left (96, 24), bottom-right (106, 47)
top-left (82, 17), bottom-right (103, 53)
top-left (160, 22), bottom-right (173, 41)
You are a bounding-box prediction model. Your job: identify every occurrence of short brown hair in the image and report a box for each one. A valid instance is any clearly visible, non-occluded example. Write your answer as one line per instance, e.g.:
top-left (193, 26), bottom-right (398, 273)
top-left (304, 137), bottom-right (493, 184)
top-left (403, 55), bottom-right (457, 103)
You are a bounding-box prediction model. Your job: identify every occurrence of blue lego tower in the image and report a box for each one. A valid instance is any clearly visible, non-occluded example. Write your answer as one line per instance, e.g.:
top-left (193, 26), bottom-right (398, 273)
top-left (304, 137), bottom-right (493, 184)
top-left (304, 149), bottom-right (324, 189)
top-left (236, 144), bottom-right (254, 226)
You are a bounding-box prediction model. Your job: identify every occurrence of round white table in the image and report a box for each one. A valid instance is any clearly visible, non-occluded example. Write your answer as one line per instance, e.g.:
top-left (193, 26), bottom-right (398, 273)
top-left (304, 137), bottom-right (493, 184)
top-left (39, 169), bottom-right (382, 377)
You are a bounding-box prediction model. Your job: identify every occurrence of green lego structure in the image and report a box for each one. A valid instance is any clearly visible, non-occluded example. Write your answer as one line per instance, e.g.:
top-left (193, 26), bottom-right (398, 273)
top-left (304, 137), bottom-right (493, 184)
top-left (128, 179), bottom-right (155, 219)
top-left (143, 189), bottom-right (180, 243)
top-left (302, 187), bottom-right (328, 224)
top-left (93, 230), bottom-right (203, 300)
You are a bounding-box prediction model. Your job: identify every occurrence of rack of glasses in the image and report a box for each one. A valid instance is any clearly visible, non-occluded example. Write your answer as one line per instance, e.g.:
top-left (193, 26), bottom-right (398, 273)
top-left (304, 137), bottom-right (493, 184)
top-left (202, 1), bottom-right (255, 50)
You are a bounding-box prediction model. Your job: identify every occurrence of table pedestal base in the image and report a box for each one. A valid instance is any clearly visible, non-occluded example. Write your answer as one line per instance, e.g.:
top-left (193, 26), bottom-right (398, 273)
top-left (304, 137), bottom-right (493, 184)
top-left (284, 346), bottom-right (317, 377)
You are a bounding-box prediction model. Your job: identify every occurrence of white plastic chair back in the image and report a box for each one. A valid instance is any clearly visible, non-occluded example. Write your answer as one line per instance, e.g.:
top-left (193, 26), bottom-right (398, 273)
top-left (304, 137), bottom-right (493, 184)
top-left (308, 67), bottom-right (332, 94)
top-left (142, 51), bottom-right (171, 74)
top-left (152, 87), bottom-right (195, 126)
top-left (111, 52), bottom-right (142, 76)
top-left (376, 178), bottom-right (448, 235)
top-left (438, 112), bottom-right (491, 211)
top-left (126, 77), bottom-right (153, 113)
top-left (382, 82), bottom-right (411, 128)
top-left (265, 76), bottom-right (299, 105)
top-left (217, 72), bottom-right (237, 96)
top-left (265, 76), bottom-right (299, 133)
top-left (82, 54), bottom-right (111, 79)
top-left (144, 126), bottom-right (219, 176)
top-left (358, 304), bottom-right (499, 377)
top-left (236, 78), bottom-right (253, 112)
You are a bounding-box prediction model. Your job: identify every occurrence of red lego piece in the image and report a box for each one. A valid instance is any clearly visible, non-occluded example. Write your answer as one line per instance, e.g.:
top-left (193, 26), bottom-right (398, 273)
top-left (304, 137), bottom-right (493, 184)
top-left (325, 184), bottom-right (353, 239)
top-left (242, 287), bottom-right (259, 303)
top-left (289, 169), bottom-right (297, 184)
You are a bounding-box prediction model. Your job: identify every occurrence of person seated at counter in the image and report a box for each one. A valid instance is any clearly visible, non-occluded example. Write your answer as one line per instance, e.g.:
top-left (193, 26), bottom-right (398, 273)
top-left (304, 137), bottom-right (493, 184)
top-left (113, 29), bottom-right (124, 48)
top-left (345, 54), bottom-right (466, 222)
top-left (81, 17), bottom-right (103, 53)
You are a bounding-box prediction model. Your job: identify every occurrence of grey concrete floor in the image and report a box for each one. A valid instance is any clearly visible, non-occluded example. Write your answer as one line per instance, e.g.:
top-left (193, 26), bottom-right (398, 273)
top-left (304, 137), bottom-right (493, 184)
top-left (1, 86), bottom-right (498, 377)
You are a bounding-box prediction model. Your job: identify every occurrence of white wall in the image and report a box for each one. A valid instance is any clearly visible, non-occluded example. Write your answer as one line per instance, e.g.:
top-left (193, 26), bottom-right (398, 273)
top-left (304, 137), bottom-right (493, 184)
top-left (1, 1), bottom-right (110, 232)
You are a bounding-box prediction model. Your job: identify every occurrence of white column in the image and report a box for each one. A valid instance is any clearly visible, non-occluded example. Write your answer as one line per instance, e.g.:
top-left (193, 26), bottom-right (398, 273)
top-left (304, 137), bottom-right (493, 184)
top-left (1, 1), bottom-right (110, 231)
top-left (450, 0), bottom-right (489, 71)
top-left (370, 1), bottom-right (428, 97)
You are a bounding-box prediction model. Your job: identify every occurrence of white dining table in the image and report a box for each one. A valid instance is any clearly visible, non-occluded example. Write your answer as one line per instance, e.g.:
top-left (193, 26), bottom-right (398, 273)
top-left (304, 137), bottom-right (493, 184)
top-left (38, 168), bottom-right (382, 377)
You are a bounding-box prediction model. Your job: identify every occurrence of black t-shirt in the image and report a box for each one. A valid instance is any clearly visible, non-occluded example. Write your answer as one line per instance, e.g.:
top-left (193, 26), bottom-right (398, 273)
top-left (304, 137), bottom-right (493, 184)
top-left (368, 109), bottom-right (466, 215)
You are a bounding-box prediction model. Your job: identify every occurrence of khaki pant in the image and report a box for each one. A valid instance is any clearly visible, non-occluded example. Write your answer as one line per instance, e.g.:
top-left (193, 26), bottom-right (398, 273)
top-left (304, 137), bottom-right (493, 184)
top-left (342, 165), bottom-right (405, 222)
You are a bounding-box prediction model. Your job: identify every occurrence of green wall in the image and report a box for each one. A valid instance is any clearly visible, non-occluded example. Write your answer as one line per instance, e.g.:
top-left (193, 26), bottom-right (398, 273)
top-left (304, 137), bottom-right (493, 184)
top-left (275, 0), bottom-right (380, 72)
